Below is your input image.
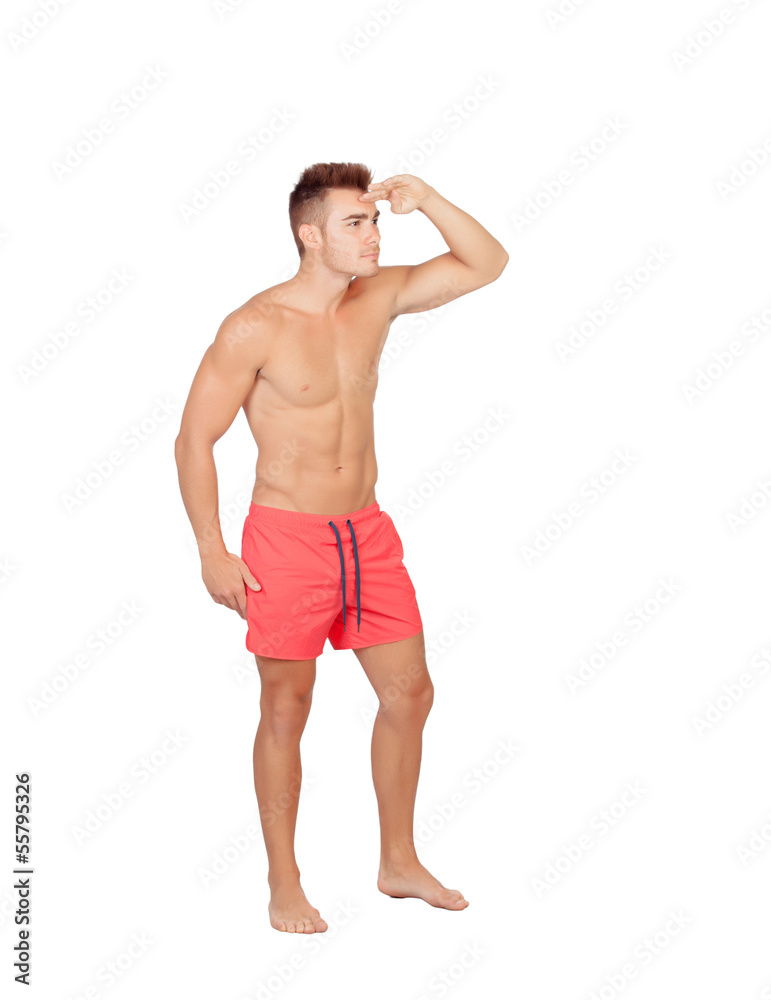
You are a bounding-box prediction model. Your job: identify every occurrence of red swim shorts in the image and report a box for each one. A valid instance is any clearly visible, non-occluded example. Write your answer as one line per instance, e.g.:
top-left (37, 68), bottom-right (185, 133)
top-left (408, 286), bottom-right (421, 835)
top-left (240, 500), bottom-right (423, 660)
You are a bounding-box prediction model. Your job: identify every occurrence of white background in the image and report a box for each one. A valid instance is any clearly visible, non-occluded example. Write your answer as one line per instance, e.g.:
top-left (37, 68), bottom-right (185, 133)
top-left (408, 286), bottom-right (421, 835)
top-left (3, 0), bottom-right (771, 998)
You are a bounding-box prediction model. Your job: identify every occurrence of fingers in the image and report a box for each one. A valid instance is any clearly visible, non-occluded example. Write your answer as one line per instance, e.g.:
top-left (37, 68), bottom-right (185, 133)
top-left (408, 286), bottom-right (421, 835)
top-left (209, 576), bottom-right (258, 622)
top-left (375, 174), bottom-right (407, 187)
top-left (239, 559), bottom-right (261, 591)
top-left (204, 554), bottom-right (260, 619)
top-left (360, 175), bottom-right (409, 200)
top-left (211, 592), bottom-right (243, 617)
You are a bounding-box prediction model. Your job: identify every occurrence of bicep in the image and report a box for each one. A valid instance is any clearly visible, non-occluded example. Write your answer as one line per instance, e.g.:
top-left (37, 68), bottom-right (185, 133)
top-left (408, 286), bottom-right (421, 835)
top-left (389, 253), bottom-right (483, 317)
top-left (177, 314), bottom-right (266, 446)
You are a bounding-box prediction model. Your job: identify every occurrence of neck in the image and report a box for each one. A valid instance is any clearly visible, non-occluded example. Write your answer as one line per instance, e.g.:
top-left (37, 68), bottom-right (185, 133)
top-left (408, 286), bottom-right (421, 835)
top-left (288, 256), bottom-right (353, 316)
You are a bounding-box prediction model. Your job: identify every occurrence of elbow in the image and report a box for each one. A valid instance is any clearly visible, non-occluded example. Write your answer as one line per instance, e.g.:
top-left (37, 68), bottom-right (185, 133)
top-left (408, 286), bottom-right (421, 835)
top-left (175, 432), bottom-right (216, 462)
top-left (174, 433), bottom-right (192, 465)
top-left (475, 252), bottom-right (509, 289)
top-left (479, 250), bottom-right (508, 285)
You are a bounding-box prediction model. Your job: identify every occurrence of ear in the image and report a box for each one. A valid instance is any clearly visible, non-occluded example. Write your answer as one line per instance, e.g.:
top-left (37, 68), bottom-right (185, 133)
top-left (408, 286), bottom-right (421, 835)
top-left (299, 222), bottom-right (322, 253)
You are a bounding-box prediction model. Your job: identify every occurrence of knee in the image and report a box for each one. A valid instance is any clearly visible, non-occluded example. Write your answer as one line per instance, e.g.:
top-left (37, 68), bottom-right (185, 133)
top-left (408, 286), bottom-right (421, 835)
top-left (380, 676), bottom-right (434, 722)
top-left (417, 678), bottom-right (435, 715)
top-left (261, 690), bottom-right (312, 740)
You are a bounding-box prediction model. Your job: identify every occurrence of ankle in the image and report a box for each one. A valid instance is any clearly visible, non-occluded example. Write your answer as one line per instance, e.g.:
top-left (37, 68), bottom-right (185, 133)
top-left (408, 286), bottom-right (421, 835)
top-left (268, 866), bottom-right (302, 889)
top-left (380, 842), bottom-right (420, 871)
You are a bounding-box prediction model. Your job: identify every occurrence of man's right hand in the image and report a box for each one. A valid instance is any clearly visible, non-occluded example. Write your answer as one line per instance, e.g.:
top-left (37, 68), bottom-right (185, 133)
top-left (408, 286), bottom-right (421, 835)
top-left (201, 551), bottom-right (261, 620)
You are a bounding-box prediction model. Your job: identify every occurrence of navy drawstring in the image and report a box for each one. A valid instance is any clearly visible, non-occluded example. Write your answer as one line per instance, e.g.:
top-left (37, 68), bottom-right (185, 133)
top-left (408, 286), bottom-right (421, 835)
top-left (327, 519), bottom-right (361, 632)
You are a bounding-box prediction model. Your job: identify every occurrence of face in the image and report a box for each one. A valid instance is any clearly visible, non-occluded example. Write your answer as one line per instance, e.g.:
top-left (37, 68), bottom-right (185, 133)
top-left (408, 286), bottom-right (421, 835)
top-left (306, 187), bottom-right (381, 277)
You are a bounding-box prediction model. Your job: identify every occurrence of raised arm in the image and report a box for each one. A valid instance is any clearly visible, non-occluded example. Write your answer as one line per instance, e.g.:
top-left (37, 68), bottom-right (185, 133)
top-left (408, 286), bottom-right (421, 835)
top-left (359, 174), bottom-right (509, 317)
top-left (174, 308), bottom-right (268, 617)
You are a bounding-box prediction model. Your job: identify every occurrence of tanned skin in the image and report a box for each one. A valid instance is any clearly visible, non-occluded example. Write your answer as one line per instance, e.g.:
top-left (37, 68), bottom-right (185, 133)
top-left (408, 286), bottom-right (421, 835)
top-left (175, 173), bottom-right (508, 932)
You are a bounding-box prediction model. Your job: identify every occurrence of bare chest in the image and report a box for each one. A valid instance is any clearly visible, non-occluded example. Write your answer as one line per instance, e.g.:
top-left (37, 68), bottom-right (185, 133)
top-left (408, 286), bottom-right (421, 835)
top-left (252, 313), bottom-right (388, 409)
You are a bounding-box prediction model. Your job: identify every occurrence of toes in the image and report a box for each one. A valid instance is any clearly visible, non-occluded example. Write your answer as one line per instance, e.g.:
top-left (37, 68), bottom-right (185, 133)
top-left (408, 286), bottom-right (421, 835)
top-left (272, 915), bottom-right (326, 932)
top-left (441, 889), bottom-right (468, 908)
top-left (308, 908), bottom-right (328, 932)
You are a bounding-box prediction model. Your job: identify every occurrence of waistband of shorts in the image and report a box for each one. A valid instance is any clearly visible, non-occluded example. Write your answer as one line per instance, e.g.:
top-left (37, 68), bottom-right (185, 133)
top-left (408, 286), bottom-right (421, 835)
top-left (246, 500), bottom-right (382, 529)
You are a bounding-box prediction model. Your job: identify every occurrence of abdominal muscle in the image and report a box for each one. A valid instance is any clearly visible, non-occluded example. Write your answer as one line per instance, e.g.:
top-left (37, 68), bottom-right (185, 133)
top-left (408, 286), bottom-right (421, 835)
top-left (243, 373), bottom-right (380, 516)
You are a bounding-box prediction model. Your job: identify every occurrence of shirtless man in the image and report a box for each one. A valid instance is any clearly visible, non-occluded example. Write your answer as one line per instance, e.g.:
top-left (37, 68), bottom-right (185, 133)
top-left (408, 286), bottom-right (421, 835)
top-left (174, 163), bottom-right (508, 933)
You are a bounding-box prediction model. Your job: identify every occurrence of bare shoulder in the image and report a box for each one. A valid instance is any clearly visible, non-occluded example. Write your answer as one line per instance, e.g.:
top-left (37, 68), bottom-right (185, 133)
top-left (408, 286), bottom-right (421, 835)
top-left (240, 280), bottom-right (296, 322)
top-left (222, 281), bottom-right (292, 333)
top-left (211, 285), bottom-right (285, 371)
top-left (228, 281), bottom-right (291, 331)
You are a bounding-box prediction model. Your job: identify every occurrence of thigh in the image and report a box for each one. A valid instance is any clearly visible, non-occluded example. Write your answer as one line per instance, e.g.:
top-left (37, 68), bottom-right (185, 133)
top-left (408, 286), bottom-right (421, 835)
top-left (352, 631), bottom-right (432, 705)
top-left (255, 654), bottom-right (317, 702)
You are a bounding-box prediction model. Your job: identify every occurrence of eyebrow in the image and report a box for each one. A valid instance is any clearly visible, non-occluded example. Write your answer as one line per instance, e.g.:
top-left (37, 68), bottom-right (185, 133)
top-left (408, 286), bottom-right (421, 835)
top-left (338, 209), bottom-right (380, 221)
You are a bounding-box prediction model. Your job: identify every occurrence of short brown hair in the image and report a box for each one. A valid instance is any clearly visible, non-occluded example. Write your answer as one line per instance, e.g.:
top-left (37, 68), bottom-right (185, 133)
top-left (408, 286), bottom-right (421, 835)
top-left (288, 162), bottom-right (374, 258)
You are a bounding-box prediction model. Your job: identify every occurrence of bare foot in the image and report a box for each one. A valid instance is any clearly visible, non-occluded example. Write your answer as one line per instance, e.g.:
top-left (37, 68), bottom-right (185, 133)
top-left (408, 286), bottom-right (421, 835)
top-left (377, 860), bottom-right (469, 910)
top-left (268, 882), bottom-right (328, 933)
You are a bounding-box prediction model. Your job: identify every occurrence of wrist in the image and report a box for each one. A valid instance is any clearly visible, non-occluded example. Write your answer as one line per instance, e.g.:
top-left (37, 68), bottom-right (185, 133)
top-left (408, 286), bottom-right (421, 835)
top-left (418, 186), bottom-right (439, 212)
top-left (198, 534), bottom-right (227, 561)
